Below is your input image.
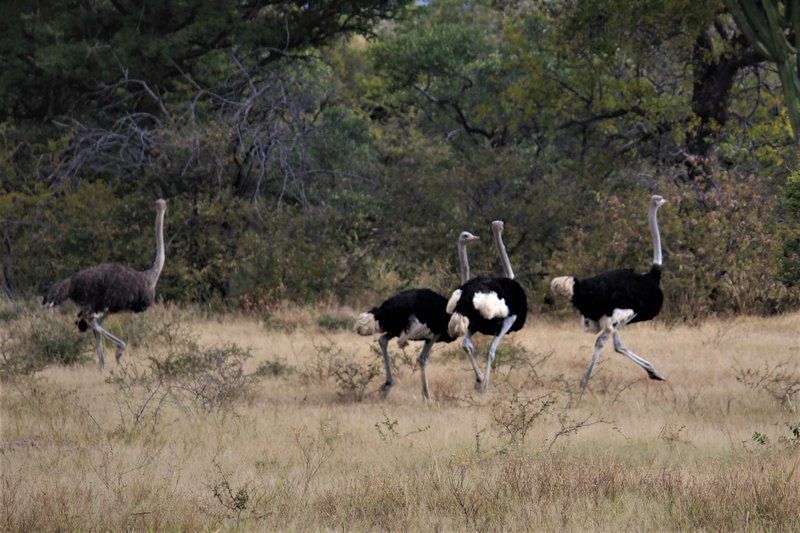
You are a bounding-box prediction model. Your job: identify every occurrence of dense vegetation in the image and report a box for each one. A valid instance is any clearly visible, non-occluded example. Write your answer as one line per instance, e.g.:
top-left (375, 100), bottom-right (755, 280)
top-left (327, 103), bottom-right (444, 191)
top-left (1, 0), bottom-right (798, 318)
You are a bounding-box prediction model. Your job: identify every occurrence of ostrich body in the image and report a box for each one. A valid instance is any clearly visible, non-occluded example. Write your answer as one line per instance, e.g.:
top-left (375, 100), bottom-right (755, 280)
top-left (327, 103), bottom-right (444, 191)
top-left (43, 199), bottom-right (167, 370)
top-left (550, 195), bottom-right (666, 388)
top-left (447, 221), bottom-right (527, 393)
top-left (354, 231), bottom-right (479, 401)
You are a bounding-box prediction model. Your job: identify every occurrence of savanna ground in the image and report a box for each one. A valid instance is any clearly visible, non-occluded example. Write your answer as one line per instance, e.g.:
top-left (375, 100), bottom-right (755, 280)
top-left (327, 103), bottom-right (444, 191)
top-left (2, 301), bottom-right (800, 531)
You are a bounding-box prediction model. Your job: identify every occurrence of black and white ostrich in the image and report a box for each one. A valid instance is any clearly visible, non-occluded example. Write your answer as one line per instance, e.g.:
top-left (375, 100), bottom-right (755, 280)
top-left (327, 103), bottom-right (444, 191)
top-left (43, 199), bottom-right (167, 371)
top-left (354, 231), bottom-right (480, 401)
top-left (550, 195), bottom-right (667, 388)
top-left (447, 221), bottom-right (527, 393)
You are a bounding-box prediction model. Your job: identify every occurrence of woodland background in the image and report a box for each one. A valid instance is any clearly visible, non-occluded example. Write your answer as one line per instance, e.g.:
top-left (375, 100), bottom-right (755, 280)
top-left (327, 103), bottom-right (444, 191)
top-left (1, 0), bottom-right (799, 320)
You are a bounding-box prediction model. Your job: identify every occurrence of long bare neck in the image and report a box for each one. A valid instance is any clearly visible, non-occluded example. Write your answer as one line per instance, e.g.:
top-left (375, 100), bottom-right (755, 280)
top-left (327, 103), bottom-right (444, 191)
top-left (649, 204), bottom-right (662, 266)
top-left (458, 240), bottom-right (471, 284)
top-left (145, 209), bottom-right (165, 288)
top-left (493, 227), bottom-right (515, 279)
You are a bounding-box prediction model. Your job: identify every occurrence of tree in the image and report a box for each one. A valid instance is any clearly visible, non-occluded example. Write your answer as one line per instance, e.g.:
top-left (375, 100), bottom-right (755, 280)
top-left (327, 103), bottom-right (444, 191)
top-left (724, 0), bottom-right (800, 139)
top-left (0, 0), bottom-right (410, 121)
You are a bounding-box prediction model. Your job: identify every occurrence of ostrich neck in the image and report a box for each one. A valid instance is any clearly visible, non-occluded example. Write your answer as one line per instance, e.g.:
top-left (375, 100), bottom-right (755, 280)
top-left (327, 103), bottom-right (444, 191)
top-left (458, 240), bottom-right (470, 284)
top-left (145, 209), bottom-right (165, 289)
top-left (649, 204), bottom-right (662, 266)
top-left (493, 228), bottom-right (515, 279)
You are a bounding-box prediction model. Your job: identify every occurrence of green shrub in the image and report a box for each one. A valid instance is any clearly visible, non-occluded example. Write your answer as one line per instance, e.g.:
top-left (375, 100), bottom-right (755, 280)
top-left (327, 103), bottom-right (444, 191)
top-left (253, 358), bottom-right (296, 378)
top-left (779, 169), bottom-right (800, 287)
top-left (28, 323), bottom-right (88, 366)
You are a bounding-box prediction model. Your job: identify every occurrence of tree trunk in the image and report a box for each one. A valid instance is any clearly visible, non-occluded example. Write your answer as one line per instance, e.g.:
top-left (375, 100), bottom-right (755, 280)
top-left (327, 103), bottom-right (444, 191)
top-left (1, 225), bottom-right (14, 297)
top-left (686, 26), bottom-right (764, 180)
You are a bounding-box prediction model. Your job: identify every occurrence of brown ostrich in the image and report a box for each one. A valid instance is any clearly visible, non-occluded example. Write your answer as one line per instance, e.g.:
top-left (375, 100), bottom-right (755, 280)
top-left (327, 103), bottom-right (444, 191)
top-left (43, 199), bottom-right (167, 370)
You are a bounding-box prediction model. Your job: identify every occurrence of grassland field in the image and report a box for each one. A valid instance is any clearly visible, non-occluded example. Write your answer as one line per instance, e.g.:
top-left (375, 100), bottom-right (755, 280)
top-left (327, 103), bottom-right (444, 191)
top-left (1, 302), bottom-right (800, 531)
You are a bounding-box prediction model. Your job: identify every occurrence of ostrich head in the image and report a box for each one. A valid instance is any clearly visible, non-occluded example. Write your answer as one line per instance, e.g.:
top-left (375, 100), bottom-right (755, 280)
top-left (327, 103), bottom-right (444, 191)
top-left (457, 231), bottom-right (479, 284)
top-left (491, 220), bottom-right (504, 233)
top-left (156, 198), bottom-right (167, 211)
top-left (459, 231), bottom-right (480, 244)
top-left (651, 195), bottom-right (666, 208)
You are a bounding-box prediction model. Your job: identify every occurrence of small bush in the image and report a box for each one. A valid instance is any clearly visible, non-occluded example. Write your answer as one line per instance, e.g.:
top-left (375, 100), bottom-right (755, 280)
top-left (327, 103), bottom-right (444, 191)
top-left (330, 357), bottom-right (381, 401)
top-left (27, 322), bottom-right (89, 366)
top-left (492, 391), bottom-right (556, 447)
top-left (0, 309), bottom-right (90, 378)
top-left (253, 358), bottom-right (296, 378)
top-left (308, 340), bottom-right (381, 400)
top-left (162, 343), bottom-right (257, 410)
top-left (735, 360), bottom-right (800, 412)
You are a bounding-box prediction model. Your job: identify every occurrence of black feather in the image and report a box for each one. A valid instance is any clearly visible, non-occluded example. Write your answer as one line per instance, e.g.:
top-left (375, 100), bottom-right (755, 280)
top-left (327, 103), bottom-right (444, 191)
top-left (571, 265), bottom-right (663, 323)
top-left (370, 288), bottom-right (456, 343)
top-left (453, 276), bottom-right (528, 335)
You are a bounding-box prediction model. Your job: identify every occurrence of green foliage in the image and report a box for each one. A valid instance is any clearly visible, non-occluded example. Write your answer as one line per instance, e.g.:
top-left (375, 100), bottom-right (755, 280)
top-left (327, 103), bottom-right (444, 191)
top-left (1, 0), bottom-right (799, 319)
top-left (0, 0), bottom-right (410, 121)
top-left (0, 306), bottom-right (90, 379)
top-left (253, 358), bottom-right (296, 378)
top-left (780, 170), bottom-right (800, 286)
top-left (725, 0), bottom-right (800, 137)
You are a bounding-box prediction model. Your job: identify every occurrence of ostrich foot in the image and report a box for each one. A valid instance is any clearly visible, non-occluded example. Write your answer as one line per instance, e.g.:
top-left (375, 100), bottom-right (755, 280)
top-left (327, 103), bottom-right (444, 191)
top-left (646, 368), bottom-right (665, 381)
top-left (380, 381), bottom-right (393, 399)
top-left (116, 348), bottom-right (125, 364)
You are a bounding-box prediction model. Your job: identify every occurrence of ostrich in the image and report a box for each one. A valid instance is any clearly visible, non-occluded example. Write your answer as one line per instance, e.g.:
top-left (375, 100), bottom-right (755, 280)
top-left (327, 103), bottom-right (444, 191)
top-left (447, 221), bottom-right (527, 393)
top-left (550, 195), bottom-right (667, 388)
top-left (43, 199), bottom-right (167, 371)
top-left (354, 231), bottom-right (480, 401)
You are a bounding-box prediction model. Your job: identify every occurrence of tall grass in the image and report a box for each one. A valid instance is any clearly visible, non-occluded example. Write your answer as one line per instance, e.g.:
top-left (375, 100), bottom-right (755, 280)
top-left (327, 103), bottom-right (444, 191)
top-left (2, 304), bottom-right (799, 530)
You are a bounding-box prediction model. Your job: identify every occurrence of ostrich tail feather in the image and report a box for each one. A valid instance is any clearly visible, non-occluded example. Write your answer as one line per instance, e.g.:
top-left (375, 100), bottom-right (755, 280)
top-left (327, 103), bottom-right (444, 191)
top-left (354, 312), bottom-right (380, 336)
top-left (550, 276), bottom-right (575, 299)
top-left (447, 312), bottom-right (469, 338)
top-left (445, 289), bottom-right (462, 314)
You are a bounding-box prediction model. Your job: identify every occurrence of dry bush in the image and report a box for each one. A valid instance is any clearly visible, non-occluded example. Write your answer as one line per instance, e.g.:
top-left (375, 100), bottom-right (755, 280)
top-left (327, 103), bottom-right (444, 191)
top-left (330, 357), bottom-right (381, 401)
top-left (293, 416), bottom-right (341, 496)
top-left (108, 321), bottom-right (265, 415)
top-left (204, 462), bottom-right (279, 525)
top-left (301, 340), bottom-right (381, 400)
top-left (735, 360), bottom-right (800, 412)
top-left (491, 391), bottom-right (556, 447)
top-left (165, 344), bottom-right (256, 410)
top-left (106, 362), bottom-right (170, 440)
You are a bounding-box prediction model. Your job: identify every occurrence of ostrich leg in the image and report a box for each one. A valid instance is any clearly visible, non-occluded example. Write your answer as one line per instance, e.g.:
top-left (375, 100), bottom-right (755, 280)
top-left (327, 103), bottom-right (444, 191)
top-left (582, 331), bottom-right (611, 388)
top-left (91, 325), bottom-right (106, 371)
top-left (612, 332), bottom-right (664, 381)
top-left (417, 338), bottom-right (435, 401)
top-left (94, 317), bottom-right (127, 364)
top-left (461, 330), bottom-right (484, 389)
top-left (481, 315), bottom-right (516, 394)
top-left (378, 334), bottom-right (394, 398)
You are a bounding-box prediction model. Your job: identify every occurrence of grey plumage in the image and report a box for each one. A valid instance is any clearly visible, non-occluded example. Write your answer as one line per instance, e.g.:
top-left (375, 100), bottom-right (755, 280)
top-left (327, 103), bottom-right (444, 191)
top-left (44, 263), bottom-right (156, 313)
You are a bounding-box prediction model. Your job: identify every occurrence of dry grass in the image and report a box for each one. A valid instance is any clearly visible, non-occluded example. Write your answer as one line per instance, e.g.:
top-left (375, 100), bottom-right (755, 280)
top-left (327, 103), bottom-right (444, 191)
top-left (2, 304), bottom-right (800, 531)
